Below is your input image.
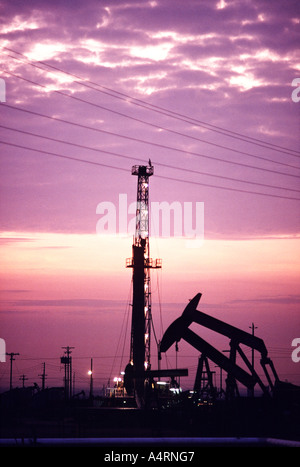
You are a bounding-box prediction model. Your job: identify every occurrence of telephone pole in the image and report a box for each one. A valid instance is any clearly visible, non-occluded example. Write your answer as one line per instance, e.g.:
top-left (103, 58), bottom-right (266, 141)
top-left (249, 323), bottom-right (258, 369)
top-left (19, 374), bottom-right (28, 388)
top-left (248, 323), bottom-right (258, 398)
top-left (61, 346), bottom-right (74, 399)
top-left (39, 362), bottom-right (47, 390)
top-left (6, 352), bottom-right (19, 390)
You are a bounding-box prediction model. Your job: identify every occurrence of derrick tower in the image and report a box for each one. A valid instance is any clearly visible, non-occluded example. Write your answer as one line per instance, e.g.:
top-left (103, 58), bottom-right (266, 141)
top-left (124, 163), bottom-right (161, 406)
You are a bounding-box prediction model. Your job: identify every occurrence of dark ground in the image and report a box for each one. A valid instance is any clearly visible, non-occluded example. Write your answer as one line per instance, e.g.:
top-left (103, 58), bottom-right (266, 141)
top-left (1, 389), bottom-right (299, 443)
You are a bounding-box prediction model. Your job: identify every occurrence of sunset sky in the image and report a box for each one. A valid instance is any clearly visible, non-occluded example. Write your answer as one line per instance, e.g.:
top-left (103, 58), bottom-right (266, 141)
top-left (0, 0), bottom-right (299, 393)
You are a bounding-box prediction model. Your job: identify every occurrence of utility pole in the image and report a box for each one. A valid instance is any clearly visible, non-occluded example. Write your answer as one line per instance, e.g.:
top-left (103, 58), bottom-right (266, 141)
top-left (249, 323), bottom-right (258, 369)
top-left (61, 346), bottom-right (74, 400)
top-left (19, 374), bottom-right (28, 388)
top-left (247, 323), bottom-right (258, 398)
top-left (39, 362), bottom-right (47, 390)
top-left (6, 352), bottom-right (19, 390)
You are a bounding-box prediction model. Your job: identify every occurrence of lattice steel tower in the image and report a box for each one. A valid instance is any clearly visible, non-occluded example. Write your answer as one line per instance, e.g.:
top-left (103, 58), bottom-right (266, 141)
top-left (125, 163), bottom-right (161, 406)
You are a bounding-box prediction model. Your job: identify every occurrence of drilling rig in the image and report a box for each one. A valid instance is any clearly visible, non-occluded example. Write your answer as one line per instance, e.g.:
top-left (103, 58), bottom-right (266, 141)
top-left (124, 163), bottom-right (162, 407)
top-left (123, 163), bottom-right (188, 408)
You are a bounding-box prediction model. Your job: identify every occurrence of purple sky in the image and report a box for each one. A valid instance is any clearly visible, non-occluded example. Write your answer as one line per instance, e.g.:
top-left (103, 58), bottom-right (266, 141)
top-left (1, 0), bottom-right (299, 237)
top-left (0, 0), bottom-right (299, 392)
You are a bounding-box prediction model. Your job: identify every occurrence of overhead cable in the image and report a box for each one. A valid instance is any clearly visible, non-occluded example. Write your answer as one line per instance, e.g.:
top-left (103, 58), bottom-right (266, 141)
top-left (3, 45), bottom-right (299, 157)
top-left (3, 103), bottom-right (300, 180)
top-left (2, 67), bottom-right (300, 171)
top-left (2, 124), bottom-right (300, 194)
top-left (1, 139), bottom-right (300, 201)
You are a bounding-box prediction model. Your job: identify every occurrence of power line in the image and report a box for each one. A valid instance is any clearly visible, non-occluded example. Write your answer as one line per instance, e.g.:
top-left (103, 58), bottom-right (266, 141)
top-left (150, 174), bottom-right (300, 201)
top-left (3, 45), bottom-right (300, 157)
top-left (1, 139), bottom-right (300, 201)
top-left (3, 103), bottom-right (300, 180)
top-left (0, 139), bottom-right (129, 173)
top-left (2, 124), bottom-right (300, 194)
top-left (2, 66), bottom-right (300, 172)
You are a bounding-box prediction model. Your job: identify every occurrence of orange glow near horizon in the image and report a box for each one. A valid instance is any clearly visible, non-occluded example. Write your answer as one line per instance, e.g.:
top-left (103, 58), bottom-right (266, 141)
top-left (1, 230), bottom-right (300, 389)
top-left (1, 231), bottom-right (299, 304)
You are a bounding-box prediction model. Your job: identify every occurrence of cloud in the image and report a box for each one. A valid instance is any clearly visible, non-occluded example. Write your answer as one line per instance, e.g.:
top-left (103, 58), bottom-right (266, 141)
top-left (6, 298), bottom-right (123, 308)
top-left (228, 295), bottom-right (300, 306)
top-left (0, 298), bottom-right (127, 316)
top-left (0, 0), bottom-right (299, 239)
top-left (0, 236), bottom-right (36, 244)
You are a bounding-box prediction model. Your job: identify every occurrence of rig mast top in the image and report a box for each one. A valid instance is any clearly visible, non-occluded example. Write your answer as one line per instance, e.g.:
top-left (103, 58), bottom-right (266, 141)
top-left (131, 163), bottom-right (153, 245)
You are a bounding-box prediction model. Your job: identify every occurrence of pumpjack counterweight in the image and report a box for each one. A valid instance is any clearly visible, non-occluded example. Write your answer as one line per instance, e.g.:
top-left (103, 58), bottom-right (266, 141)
top-left (124, 163), bottom-right (161, 406)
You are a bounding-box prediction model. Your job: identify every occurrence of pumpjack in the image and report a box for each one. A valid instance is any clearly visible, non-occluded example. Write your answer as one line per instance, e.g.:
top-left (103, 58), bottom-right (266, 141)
top-left (160, 293), bottom-right (285, 399)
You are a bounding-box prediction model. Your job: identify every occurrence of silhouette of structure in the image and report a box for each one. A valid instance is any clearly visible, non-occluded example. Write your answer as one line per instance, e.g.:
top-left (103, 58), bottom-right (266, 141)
top-left (61, 346), bottom-right (74, 400)
top-left (160, 293), bottom-right (281, 399)
top-left (193, 354), bottom-right (216, 402)
top-left (124, 164), bottom-right (162, 407)
top-left (38, 362), bottom-right (47, 391)
top-left (6, 352), bottom-right (19, 390)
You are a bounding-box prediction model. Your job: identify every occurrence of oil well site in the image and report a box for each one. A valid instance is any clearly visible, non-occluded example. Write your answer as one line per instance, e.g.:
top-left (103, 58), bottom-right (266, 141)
top-left (1, 164), bottom-right (300, 447)
top-left (2, 0), bottom-right (300, 450)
